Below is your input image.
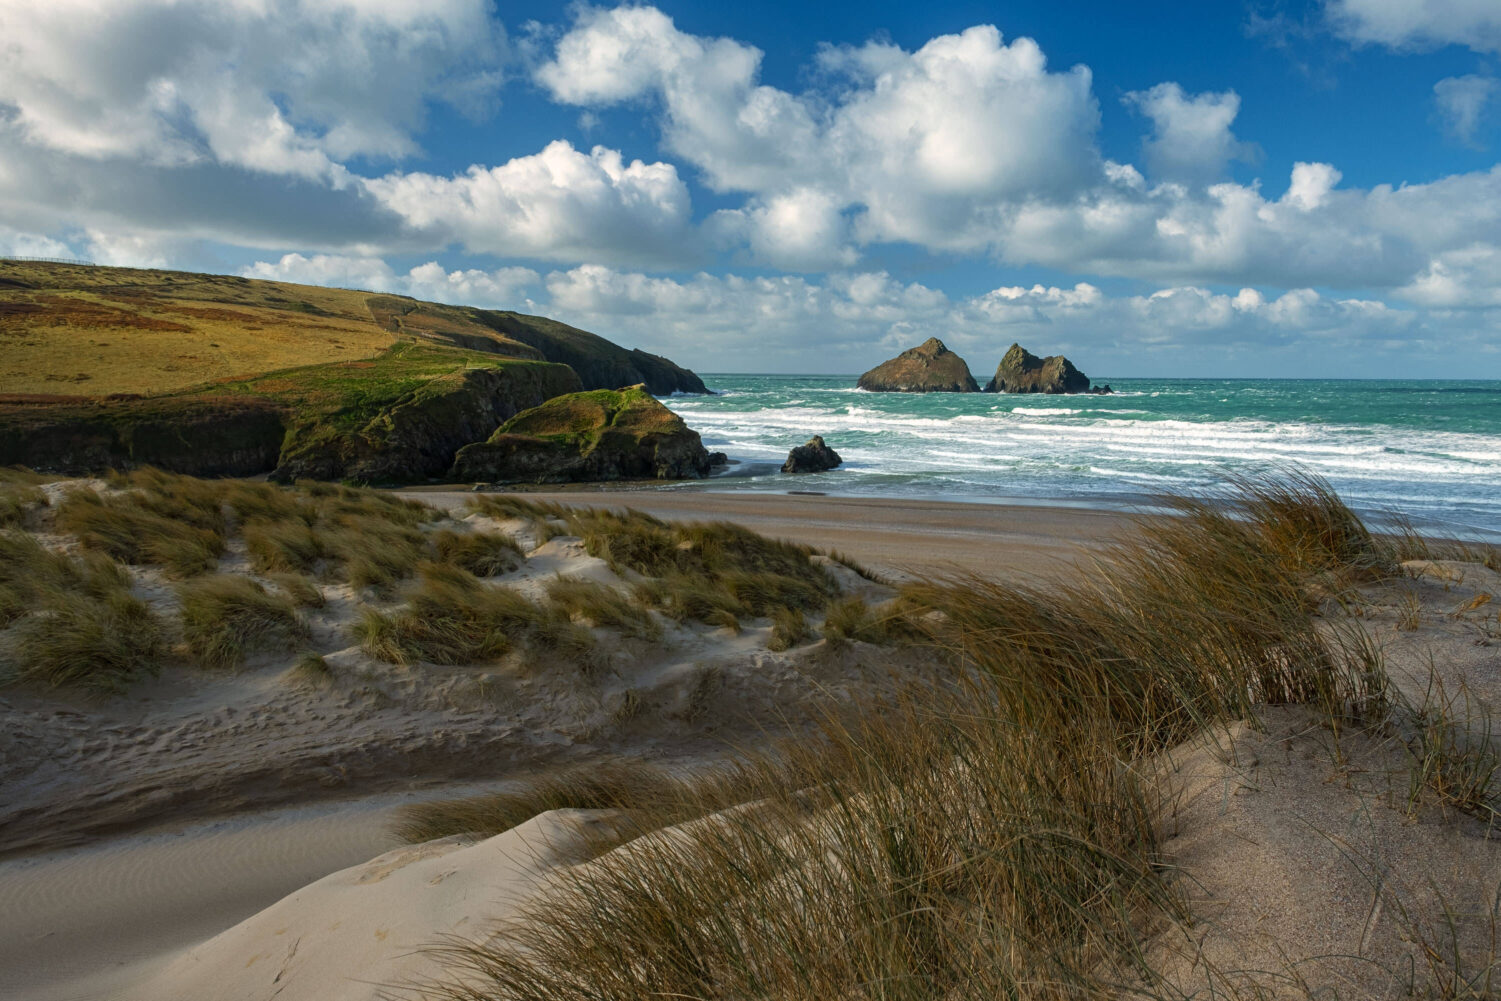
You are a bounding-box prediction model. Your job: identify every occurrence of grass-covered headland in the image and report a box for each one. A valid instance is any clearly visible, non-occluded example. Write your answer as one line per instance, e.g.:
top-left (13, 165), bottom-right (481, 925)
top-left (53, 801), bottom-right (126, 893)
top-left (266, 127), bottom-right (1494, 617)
top-left (0, 260), bottom-right (707, 483)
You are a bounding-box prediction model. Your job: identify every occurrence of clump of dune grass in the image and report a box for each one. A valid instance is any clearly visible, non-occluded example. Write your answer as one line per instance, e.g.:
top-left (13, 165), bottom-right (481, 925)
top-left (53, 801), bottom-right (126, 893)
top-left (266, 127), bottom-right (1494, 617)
top-left (57, 485), bottom-right (224, 576)
top-left (393, 759), bottom-right (692, 844)
top-left (1221, 468), bottom-right (1385, 577)
top-left (766, 606), bottom-right (811, 651)
top-left (0, 531), bottom-right (166, 693)
top-left (176, 574), bottom-right (308, 668)
top-left (821, 595), bottom-right (886, 647)
top-left (545, 577), bottom-right (662, 642)
top-left (1380, 508), bottom-right (1501, 572)
top-left (61, 469), bottom-right (451, 593)
top-left (469, 500), bottom-right (839, 628)
top-left (238, 483), bottom-right (442, 591)
top-left (266, 571), bottom-right (325, 608)
top-left (289, 652), bottom-right (335, 687)
top-left (356, 562), bottom-right (592, 667)
top-left (8, 590), bottom-right (165, 693)
top-left (466, 494), bottom-right (574, 523)
top-left (419, 473), bottom-right (1396, 1000)
top-left (243, 519), bottom-right (322, 574)
top-left (433, 529), bottom-right (522, 577)
top-left (1398, 672), bottom-right (1501, 829)
top-left (0, 473), bottom-right (47, 527)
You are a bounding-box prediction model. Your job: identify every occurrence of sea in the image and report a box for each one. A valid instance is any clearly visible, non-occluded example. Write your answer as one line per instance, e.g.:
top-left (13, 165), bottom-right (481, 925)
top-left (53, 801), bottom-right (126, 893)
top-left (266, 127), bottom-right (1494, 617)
top-left (661, 376), bottom-right (1501, 542)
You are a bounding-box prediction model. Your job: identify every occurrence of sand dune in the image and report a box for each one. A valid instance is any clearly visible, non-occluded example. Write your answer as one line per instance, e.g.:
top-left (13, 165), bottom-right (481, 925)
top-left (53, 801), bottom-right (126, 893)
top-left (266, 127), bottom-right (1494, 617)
top-left (6, 486), bottom-right (1500, 999)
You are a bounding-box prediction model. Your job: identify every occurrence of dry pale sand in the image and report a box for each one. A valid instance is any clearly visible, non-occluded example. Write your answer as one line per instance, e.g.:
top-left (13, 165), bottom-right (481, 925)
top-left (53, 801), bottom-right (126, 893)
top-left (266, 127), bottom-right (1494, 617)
top-left (6, 486), bottom-right (1501, 1000)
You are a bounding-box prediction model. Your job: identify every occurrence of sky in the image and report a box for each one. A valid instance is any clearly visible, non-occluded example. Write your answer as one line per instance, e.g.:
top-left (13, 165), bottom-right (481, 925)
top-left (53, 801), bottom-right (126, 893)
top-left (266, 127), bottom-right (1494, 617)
top-left (1, 0), bottom-right (1500, 378)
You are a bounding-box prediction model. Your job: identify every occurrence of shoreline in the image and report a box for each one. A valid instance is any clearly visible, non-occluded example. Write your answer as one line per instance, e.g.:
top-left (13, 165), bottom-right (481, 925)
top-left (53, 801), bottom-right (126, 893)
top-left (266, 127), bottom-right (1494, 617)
top-left (408, 488), bottom-right (1136, 581)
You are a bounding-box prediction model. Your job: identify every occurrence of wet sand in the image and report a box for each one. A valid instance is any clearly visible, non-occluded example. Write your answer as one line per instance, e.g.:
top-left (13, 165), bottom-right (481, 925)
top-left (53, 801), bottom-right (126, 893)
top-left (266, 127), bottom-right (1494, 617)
top-left (413, 489), bottom-right (1137, 581)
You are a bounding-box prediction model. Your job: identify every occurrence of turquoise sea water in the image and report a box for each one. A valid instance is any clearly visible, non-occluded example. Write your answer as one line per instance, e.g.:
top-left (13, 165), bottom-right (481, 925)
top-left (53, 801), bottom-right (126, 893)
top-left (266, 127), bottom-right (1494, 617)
top-left (661, 376), bottom-right (1501, 540)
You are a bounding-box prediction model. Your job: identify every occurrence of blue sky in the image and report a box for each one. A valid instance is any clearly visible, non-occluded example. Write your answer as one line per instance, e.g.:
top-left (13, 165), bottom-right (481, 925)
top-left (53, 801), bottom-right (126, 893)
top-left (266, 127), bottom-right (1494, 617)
top-left (1, 0), bottom-right (1499, 377)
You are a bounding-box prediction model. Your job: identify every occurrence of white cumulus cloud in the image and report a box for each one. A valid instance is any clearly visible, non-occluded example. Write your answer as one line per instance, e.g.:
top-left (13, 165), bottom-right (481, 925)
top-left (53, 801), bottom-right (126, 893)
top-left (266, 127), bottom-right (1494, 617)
top-left (0, 0), bottom-right (506, 179)
top-left (537, 9), bottom-right (1101, 255)
top-left (365, 140), bottom-right (697, 266)
top-left (1328, 0), bottom-right (1501, 53)
top-left (1123, 83), bottom-right (1254, 184)
top-left (242, 253), bottom-right (540, 308)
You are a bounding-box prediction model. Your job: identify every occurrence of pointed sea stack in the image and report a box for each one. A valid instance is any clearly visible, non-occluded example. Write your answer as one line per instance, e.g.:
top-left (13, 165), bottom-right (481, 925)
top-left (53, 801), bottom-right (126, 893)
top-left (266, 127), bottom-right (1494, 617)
top-left (856, 338), bottom-right (979, 393)
top-left (985, 343), bottom-right (1099, 394)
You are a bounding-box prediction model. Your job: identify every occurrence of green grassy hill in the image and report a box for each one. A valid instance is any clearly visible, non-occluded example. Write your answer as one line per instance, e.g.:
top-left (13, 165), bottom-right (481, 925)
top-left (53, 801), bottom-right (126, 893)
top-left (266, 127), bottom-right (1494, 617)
top-left (0, 261), bottom-right (707, 482)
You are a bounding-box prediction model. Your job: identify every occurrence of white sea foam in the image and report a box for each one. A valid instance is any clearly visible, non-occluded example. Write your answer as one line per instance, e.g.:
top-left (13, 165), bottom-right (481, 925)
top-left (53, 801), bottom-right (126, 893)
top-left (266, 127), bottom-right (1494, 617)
top-left (668, 378), bottom-right (1501, 533)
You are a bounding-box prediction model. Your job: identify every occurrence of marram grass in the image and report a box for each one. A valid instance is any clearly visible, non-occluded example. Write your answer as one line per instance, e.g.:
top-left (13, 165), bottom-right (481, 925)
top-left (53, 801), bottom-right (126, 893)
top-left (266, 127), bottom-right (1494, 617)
top-left (415, 472), bottom-right (1410, 1001)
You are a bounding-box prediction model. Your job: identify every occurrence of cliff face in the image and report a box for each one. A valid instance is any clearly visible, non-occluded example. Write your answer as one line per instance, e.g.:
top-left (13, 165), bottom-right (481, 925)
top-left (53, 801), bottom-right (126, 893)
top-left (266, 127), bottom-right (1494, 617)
top-left (474, 311), bottom-right (710, 395)
top-left (452, 385), bottom-right (714, 484)
top-left (856, 338), bottom-right (980, 393)
top-left (272, 361), bottom-right (581, 484)
top-left (985, 343), bottom-right (1094, 394)
top-left (0, 397), bottom-right (286, 477)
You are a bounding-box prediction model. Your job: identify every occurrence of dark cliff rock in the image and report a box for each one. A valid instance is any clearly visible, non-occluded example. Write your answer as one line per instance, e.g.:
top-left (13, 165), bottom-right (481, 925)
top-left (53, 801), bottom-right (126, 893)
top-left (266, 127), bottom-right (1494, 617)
top-left (272, 362), bottom-right (581, 484)
top-left (473, 311), bottom-right (710, 395)
top-left (0, 396), bottom-right (286, 477)
top-left (451, 385), bottom-right (714, 484)
top-left (782, 436), bottom-right (842, 474)
top-left (984, 343), bottom-right (1098, 394)
top-left (856, 338), bottom-right (979, 393)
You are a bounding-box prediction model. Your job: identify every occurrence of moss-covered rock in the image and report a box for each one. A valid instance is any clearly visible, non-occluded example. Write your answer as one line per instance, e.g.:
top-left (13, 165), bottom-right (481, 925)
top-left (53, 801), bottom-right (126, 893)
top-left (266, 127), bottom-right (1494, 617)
top-left (856, 338), bottom-right (979, 393)
top-left (451, 385), bottom-right (714, 483)
top-left (272, 361), bottom-right (581, 483)
top-left (984, 343), bottom-right (1097, 394)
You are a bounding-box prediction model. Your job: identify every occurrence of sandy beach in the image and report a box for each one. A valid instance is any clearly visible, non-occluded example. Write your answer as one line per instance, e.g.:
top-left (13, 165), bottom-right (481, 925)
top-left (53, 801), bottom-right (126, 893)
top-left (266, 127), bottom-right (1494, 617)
top-left (4, 483), bottom-right (1499, 1001)
top-left (412, 488), bottom-right (1136, 581)
top-left (3, 488), bottom-right (1120, 1000)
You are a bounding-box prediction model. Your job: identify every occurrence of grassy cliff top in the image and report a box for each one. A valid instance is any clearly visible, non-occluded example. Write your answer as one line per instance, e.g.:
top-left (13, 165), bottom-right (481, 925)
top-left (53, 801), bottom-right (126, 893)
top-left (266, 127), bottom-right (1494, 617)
top-left (0, 260), bottom-right (704, 399)
top-left (0, 261), bottom-right (556, 396)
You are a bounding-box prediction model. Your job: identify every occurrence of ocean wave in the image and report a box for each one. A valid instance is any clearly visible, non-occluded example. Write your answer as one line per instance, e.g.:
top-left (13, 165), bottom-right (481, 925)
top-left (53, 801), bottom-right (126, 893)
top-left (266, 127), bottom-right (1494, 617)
top-left (1011, 407), bottom-right (1081, 416)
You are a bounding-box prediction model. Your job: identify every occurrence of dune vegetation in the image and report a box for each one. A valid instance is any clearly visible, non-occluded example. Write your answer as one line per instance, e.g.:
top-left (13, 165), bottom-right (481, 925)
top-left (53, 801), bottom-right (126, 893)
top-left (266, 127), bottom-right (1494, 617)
top-left (0, 467), bottom-right (887, 694)
top-left (6, 463), bottom-right (1500, 994)
top-left (406, 472), bottom-right (1501, 1000)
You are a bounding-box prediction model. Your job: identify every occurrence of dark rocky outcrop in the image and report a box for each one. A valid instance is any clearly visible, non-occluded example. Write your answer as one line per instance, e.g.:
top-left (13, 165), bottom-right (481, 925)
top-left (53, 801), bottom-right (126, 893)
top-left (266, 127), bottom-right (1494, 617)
top-left (984, 343), bottom-right (1100, 394)
top-left (271, 362), bottom-right (581, 484)
top-left (451, 385), bottom-right (714, 484)
top-left (857, 338), bottom-right (979, 393)
top-left (782, 436), bottom-right (842, 474)
top-left (0, 396), bottom-right (286, 477)
top-left (474, 312), bottom-right (710, 395)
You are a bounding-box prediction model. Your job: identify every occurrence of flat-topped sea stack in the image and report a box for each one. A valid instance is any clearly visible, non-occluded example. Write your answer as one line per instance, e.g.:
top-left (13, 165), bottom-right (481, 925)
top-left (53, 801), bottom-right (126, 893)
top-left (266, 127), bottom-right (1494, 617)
top-left (451, 385), bottom-right (716, 483)
top-left (857, 338), bottom-right (979, 393)
top-left (985, 342), bottom-right (1107, 394)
